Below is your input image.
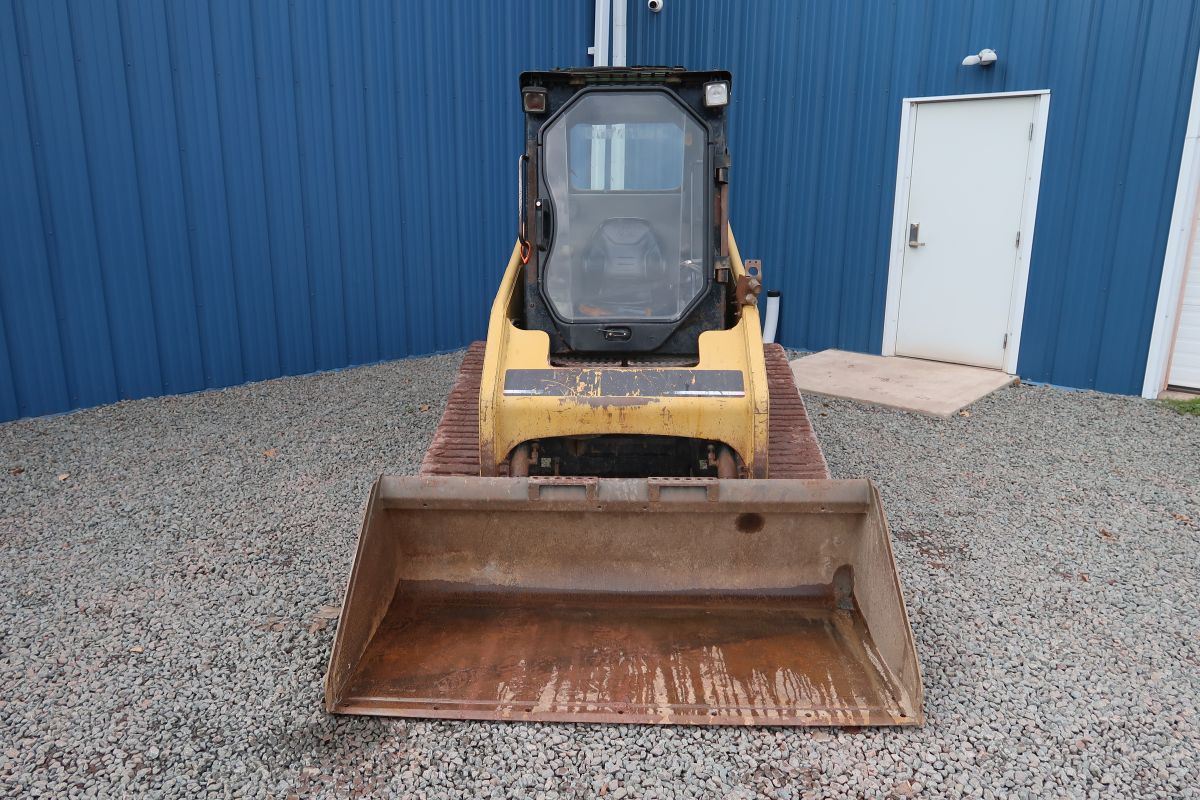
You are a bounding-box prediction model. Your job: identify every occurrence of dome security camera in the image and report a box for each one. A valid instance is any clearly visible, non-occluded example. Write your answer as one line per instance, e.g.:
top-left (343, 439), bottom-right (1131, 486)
top-left (648, 0), bottom-right (663, 12)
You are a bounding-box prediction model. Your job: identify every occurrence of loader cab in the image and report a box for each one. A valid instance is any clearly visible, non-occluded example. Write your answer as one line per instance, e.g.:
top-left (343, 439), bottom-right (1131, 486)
top-left (519, 69), bottom-right (733, 360)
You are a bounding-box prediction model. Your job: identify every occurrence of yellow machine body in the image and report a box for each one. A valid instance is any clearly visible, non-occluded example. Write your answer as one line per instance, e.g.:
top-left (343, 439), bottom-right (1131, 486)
top-left (479, 231), bottom-right (769, 477)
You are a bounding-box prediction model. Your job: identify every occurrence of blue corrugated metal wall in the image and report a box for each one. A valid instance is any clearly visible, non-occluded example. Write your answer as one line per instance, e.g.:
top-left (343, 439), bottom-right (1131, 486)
top-left (4, 2), bottom-right (1200, 421)
top-left (0, 0), bottom-right (590, 421)
top-left (628, 0), bottom-right (1200, 394)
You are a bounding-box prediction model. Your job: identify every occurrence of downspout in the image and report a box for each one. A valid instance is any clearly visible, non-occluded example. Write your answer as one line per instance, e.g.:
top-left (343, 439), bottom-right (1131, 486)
top-left (611, 0), bottom-right (627, 67)
top-left (591, 0), bottom-right (610, 66)
top-left (588, 0), bottom-right (611, 189)
top-left (608, 0), bottom-right (627, 188)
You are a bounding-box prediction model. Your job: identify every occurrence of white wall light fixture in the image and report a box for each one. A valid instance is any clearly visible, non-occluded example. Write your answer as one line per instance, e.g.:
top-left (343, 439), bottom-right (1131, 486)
top-left (962, 48), bottom-right (998, 68)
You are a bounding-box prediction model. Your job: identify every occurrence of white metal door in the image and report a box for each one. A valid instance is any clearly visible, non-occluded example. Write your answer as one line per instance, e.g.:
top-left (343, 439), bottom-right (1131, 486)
top-left (1168, 220), bottom-right (1200, 388)
top-left (894, 96), bottom-right (1039, 369)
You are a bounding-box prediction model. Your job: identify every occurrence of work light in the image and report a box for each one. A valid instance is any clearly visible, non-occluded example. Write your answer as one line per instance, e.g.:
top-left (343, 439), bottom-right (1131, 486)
top-left (522, 87), bottom-right (548, 114)
top-left (703, 80), bottom-right (729, 107)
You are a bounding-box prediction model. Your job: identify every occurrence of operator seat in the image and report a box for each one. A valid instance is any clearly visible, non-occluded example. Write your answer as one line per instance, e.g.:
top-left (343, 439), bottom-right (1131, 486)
top-left (580, 218), bottom-right (667, 317)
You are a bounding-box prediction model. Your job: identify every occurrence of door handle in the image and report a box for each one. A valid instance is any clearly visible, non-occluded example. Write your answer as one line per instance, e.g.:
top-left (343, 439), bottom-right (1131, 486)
top-left (536, 199), bottom-right (553, 251)
top-left (907, 222), bottom-right (925, 248)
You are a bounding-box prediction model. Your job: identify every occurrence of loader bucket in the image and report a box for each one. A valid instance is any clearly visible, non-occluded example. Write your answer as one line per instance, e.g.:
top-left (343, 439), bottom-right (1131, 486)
top-left (325, 476), bottom-right (923, 726)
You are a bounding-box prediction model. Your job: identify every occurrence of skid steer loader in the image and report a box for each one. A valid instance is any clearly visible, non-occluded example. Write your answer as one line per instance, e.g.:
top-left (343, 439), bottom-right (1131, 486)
top-left (325, 68), bottom-right (922, 726)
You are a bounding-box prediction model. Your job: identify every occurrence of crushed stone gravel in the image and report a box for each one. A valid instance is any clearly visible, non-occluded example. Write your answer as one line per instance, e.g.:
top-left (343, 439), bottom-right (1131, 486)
top-left (1, 349), bottom-right (1198, 799)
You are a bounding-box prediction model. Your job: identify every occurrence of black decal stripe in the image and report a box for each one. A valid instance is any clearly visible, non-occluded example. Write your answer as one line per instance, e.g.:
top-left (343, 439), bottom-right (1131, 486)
top-left (503, 369), bottom-right (745, 398)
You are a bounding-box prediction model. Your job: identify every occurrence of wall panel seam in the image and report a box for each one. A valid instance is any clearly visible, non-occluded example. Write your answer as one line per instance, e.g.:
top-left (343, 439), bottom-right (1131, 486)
top-left (114, 0), bottom-right (166, 394)
top-left (285, 0), bottom-right (321, 368)
top-left (205, 0), bottom-right (248, 384)
top-left (161, 2), bottom-right (210, 385)
top-left (10, 0), bottom-right (72, 406)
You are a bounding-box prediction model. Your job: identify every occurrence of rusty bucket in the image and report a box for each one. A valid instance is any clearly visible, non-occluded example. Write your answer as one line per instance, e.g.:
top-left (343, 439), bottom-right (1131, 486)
top-left (325, 476), bottom-right (922, 726)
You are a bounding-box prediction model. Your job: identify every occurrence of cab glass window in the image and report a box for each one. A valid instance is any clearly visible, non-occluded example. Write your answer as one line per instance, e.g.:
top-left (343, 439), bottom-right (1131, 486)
top-left (541, 92), bottom-right (707, 323)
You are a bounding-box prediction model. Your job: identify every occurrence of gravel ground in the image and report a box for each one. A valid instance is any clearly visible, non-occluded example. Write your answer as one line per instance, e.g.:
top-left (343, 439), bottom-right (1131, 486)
top-left (2, 349), bottom-right (1198, 799)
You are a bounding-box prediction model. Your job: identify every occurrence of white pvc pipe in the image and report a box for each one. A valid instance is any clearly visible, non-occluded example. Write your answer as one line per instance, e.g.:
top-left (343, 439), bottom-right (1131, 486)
top-left (762, 291), bottom-right (781, 344)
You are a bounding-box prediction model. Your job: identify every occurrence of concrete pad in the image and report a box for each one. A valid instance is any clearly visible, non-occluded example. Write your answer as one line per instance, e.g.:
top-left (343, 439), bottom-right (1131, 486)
top-left (789, 350), bottom-right (1016, 417)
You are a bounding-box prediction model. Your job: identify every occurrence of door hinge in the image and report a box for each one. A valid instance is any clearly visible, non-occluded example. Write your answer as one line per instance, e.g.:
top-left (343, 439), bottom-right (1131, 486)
top-left (1015, 230), bottom-right (1021, 248)
top-left (1003, 333), bottom-right (1009, 349)
top-left (1028, 122), bottom-right (1034, 141)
